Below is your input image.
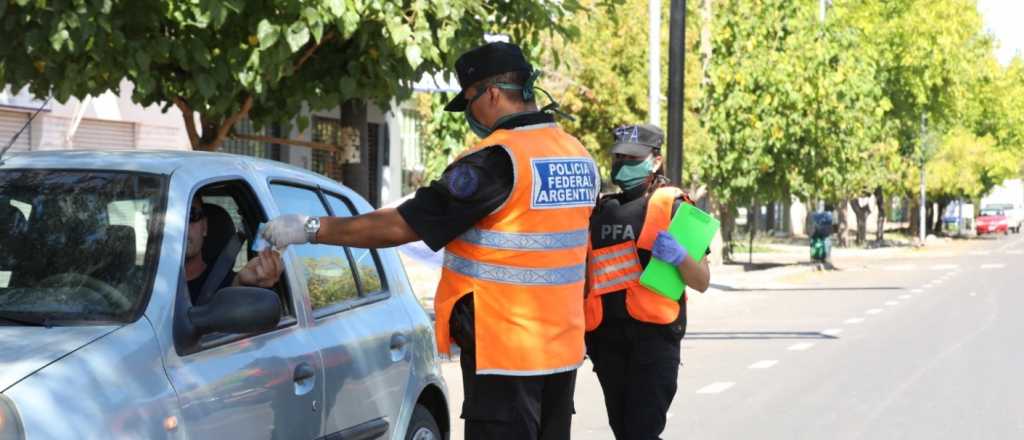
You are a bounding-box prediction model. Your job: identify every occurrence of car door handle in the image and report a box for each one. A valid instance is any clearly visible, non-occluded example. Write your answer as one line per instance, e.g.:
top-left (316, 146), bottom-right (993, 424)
top-left (390, 333), bottom-right (409, 350)
top-left (293, 362), bottom-right (316, 383)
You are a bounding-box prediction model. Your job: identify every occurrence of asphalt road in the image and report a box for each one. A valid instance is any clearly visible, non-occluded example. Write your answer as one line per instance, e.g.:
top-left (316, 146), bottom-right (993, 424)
top-left (441, 233), bottom-right (1024, 439)
top-left (571, 232), bottom-right (1024, 439)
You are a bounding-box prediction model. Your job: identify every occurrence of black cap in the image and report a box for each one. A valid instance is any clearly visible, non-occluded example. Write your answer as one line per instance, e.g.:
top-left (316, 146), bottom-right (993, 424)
top-left (611, 124), bottom-right (664, 156)
top-left (443, 42), bottom-right (533, 112)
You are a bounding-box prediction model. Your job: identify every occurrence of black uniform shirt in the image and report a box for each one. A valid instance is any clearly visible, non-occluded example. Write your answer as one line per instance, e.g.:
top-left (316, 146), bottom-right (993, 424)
top-left (397, 112), bottom-right (557, 251)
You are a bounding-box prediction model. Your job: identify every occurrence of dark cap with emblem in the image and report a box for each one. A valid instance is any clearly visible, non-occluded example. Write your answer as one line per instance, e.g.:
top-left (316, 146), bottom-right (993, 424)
top-left (611, 124), bottom-right (664, 156)
top-left (443, 42), bottom-right (534, 112)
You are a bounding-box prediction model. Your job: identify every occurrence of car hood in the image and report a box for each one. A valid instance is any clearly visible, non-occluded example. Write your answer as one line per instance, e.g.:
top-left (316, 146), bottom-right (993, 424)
top-left (0, 325), bottom-right (119, 392)
top-left (977, 216), bottom-right (1006, 222)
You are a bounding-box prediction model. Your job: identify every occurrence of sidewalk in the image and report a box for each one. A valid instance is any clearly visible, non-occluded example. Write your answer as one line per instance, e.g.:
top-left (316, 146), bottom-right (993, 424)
top-left (397, 234), bottom-right (993, 314)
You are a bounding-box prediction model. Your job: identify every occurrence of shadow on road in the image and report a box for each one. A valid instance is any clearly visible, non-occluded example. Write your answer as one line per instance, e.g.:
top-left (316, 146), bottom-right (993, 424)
top-left (710, 283), bottom-right (903, 293)
top-left (685, 331), bottom-right (839, 340)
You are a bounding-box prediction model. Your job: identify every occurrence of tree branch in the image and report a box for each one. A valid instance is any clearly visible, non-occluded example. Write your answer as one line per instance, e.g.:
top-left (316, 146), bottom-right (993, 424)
top-left (294, 31), bottom-right (336, 73)
top-left (174, 97), bottom-right (200, 149)
top-left (207, 95), bottom-right (254, 151)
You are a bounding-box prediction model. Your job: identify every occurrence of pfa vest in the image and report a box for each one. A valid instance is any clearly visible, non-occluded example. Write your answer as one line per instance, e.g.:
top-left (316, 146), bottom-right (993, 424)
top-left (585, 187), bottom-right (691, 331)
top-left (433, 122), bottom-right (599, 376)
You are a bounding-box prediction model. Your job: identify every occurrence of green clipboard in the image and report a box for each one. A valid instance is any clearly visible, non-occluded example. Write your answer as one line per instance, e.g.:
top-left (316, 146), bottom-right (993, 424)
top-left (639, 203), bottom-right (720, 300)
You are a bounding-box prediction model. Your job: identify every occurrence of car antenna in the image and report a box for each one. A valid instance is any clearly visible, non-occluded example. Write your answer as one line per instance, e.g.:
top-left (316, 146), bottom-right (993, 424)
top-left (0, 96), bottom-right (52, 166)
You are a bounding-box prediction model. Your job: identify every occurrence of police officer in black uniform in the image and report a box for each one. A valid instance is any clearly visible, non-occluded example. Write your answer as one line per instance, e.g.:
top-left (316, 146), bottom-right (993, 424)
top-left (585, 124), bottom-right (712, 440)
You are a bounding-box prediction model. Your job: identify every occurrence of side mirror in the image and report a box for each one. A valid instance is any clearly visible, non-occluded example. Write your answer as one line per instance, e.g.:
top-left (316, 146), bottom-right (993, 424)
top-left (189, 287), bottom-right (281, 337)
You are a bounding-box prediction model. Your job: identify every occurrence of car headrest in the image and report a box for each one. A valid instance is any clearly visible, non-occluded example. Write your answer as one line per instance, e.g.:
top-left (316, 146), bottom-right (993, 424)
top-left (201, 203), bottom-right (238, 263)
top-left (104, 225), bottom-right (138, 275)
top-left (0, 203), bottom-right (28, 270)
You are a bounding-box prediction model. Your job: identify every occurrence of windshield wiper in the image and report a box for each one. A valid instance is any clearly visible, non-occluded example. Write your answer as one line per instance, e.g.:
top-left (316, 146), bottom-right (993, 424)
top-left (0, 313), bottom-right (51, 327)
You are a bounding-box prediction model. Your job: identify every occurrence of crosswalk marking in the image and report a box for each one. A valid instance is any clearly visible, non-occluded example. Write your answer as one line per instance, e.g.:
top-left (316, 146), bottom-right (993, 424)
top-left (899, 294), bottom-right (912, 299)
top-left (1008, 250), bottom-right (1024, 255)
top-left (981, 263), bottom-right (1006, 269)
top-left (885, 301), bottom-right (899, 306)
top-left (930, 264), bottom-right (959, 270)
top-left (845, 317), bottom-right (865, 324)
top-left (969, 251), bottom-right (992, 256)
top-left (883, 265), bottom-right (916, 272)
top-left (749, 360), bottom-right (779, 369)
top-left (787, 342), bottom-right (815, 351)
top-left (866, 308), bottom-right (884, 315)
top-left (821, 328), bottom-right (843, 336)
top-left (697, 382), bottom-right (735, 394)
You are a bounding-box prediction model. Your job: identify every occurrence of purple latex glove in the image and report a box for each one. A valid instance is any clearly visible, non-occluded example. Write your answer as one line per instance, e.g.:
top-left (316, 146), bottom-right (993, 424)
top-left (652, 231), bottom-right (688, 266)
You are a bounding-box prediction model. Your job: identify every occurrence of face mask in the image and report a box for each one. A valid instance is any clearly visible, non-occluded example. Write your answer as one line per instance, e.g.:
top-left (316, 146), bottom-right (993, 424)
top-left (464, 86), bottom-right (493, 138)
top-left (611, 156), bottom-right (655, 190)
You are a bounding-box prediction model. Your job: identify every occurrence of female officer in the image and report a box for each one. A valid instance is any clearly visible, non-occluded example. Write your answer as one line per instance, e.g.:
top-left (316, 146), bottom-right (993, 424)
top-left (585, 124), bottom-right (711, 440)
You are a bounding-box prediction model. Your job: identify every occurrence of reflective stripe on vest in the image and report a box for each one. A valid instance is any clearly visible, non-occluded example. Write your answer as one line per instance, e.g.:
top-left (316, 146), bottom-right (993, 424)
top-left (588, 241), bottom-right (642, 295)
top-left (457, 227), bottom-right (589, 250)
top-left (433, 123), bottom-right (596, 376)
top-left (444, 252), bottom-right (586, 286)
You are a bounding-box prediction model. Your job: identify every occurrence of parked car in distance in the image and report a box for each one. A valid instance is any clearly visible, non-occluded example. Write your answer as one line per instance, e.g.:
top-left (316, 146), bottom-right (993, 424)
top-left (975, 208), bottom-right (1010, 236)
top-left (0, 151), bottom-right (448, 440)
top-left (980, 203), bottom-right (1022, 234)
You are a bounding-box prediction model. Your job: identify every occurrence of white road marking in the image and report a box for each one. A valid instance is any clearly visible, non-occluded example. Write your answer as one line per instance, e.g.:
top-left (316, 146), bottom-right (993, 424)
top-left (885, 301), bottom-right (900, 306)
top-left (866, 308), bottom-right (884, 315)
top-left (788, 342), bottom-right (815, 351)
top-left (1008, 250), bottom-right (1024, 255)
top-left (981, 263), bottom-right (1006, 269)
top-left (845, 317), bottom-right (865, 324)
top-left (899, 294), bottom-right (912, 299)
top-left (969, 251), bottom-right (992, 256)
top-left (821, 328), bottom-right (844, 336)
top-left (969, 292), bottom-right (977, 297)
top-left (749, 360), bottom-right (779, 369)
top-left (697, 382), bottom-right (735, 394)
top-left (912, 289), bottom-right (924, 293)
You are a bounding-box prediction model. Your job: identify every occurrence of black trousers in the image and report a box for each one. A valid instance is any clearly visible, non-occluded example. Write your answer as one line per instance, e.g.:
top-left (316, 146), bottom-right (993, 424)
top-left (585, 315), bottom-right (685, 440)
top-left (451, 295), bottom-right (577, 440)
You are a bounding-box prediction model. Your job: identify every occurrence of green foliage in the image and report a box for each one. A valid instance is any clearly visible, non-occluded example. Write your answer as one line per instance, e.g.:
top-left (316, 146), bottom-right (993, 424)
top-left (1, 0), bottom-right (583, 150)
top-left (924, 127), bottom-right (1019, 200)
top-left (415, 92), bottom-right (471, 183)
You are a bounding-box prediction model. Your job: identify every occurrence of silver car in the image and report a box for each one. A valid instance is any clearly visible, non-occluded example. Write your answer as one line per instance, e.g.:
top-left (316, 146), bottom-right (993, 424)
top-left (0, 151), bottom-right (449, 440)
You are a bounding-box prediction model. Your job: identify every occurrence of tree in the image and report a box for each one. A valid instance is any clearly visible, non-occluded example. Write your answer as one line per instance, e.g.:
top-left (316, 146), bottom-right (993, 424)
top-left (2, 0), bottom-right (583, 150)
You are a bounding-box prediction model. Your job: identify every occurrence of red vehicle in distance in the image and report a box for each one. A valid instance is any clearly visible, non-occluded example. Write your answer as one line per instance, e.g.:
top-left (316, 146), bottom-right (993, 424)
top-left (976, 208), bottom-right (1010, 235)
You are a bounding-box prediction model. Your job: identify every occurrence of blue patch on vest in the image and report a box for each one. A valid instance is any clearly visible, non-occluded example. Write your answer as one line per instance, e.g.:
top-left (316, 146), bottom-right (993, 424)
top-left (446, 164), bottom-right (480, 199)
top-left (530, 157), bottom-right (599, 209)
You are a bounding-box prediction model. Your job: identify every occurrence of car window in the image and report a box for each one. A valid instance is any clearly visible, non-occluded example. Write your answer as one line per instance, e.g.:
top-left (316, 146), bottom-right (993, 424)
top-left (0, 170), bottom-right (165, 324)
top-left (322, 192), bottom-right (386, 295)
top-left (270, 184), bottom-right (360, 311)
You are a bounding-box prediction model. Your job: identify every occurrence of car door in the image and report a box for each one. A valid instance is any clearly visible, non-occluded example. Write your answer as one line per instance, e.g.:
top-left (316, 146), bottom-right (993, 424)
top-left (268, 182), bottom-right (414, 439)
top-left (163, 180), bottom-right (325, 440)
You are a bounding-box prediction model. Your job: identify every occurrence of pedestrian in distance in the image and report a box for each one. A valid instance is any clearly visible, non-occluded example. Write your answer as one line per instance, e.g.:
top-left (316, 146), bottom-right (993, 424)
top-left (584, 124), bottom-right (712, 440)
top-left (260, 42), bottom-right (600, 440)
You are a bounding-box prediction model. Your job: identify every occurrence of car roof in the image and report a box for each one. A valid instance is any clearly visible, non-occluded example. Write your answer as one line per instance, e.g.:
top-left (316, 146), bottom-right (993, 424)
top-left (1, 149), bottom-right (336, 184)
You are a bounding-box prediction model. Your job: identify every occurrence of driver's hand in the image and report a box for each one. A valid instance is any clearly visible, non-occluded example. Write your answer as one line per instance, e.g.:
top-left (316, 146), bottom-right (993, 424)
top-left (236, 249), bottom-right (284, 288)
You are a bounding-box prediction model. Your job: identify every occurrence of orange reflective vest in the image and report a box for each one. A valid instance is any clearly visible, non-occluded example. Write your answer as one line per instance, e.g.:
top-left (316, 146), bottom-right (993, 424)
top-left (433, 122), bottom-right (599, 376)
top-left (585, 187), bottom-right (690, 331)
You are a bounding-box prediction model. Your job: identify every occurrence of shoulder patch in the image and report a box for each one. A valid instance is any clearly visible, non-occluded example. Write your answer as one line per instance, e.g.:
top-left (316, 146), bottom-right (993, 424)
top-left (445, 164), bottom-right (480, 200)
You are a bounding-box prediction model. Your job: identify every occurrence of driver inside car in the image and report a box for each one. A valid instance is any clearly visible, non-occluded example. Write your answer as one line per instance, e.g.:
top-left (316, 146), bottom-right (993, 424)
top-left (185, 195), bottom-right (284, 305)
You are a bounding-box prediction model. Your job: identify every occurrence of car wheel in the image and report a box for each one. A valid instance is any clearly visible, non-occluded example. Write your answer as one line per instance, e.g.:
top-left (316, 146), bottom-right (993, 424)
top-left (405, 404), bottom-right (441, 440)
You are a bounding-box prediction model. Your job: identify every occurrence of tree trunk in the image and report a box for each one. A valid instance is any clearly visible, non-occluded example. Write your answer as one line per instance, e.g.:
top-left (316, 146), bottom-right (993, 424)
top-left (718, 203), bottom-right (736, 262)
top-left (783, 191), bottom-right (793, 237)
top-left (748, 203), bottom-right (757, 265)
top-left (909, 196), bottom-right (920, 241)
top-left (874, 187), bottom-right (886, 244)
top-left (836, 199), bottom-right (849, 247)
top-left (765, 202), bottom-right (776, 233)
top-left (933, 199), bottom-right (950, 235)
top-left (804, 198), bottom-right (816, 238)
top-left (849, 198), bottom-right (870, 246)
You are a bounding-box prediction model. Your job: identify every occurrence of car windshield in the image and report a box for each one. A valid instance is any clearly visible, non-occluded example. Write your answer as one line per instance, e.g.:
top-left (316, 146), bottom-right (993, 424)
top-left (0, 170), bottom-right (165, 325)
top-left (979, 209), bottom-right (1004, 217)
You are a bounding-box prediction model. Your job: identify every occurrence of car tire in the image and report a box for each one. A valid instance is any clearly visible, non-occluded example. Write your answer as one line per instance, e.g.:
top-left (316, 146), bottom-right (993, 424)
top-left (405, 404), bottom-right (442, 440)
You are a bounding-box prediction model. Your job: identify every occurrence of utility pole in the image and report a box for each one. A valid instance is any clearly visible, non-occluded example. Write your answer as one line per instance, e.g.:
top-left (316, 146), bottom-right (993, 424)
top-left (919, 114), bottom-right (927, 245)
top-left (649, 0), bottom-right (661, 125)
top-left (819, 0), bottom-right (828, 23)
top-left (666, 0), bottom-right (685, 185)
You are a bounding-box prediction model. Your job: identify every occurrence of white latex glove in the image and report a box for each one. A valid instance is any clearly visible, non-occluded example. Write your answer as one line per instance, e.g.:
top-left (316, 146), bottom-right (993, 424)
top-left (262, 214), bottom-right (310, 249)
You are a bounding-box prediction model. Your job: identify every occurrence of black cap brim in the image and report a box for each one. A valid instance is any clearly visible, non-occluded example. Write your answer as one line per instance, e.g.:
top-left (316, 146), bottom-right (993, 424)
top-left (444, 90), bottom-right (468, 112)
